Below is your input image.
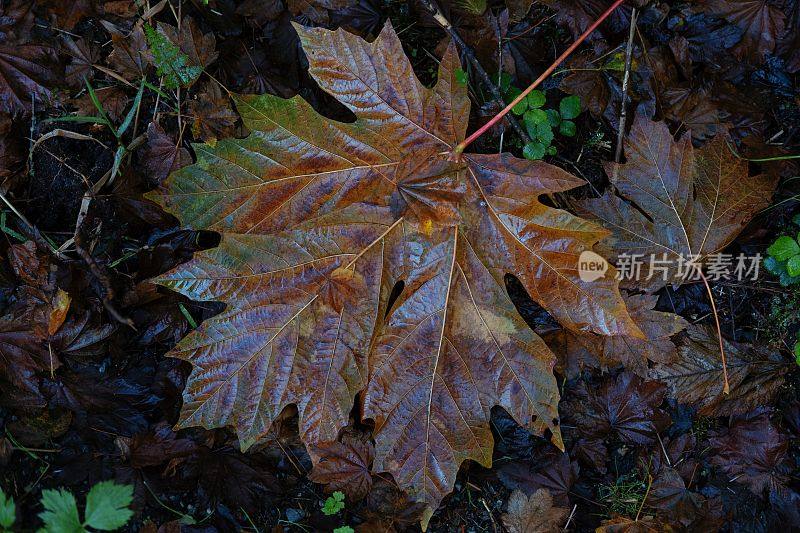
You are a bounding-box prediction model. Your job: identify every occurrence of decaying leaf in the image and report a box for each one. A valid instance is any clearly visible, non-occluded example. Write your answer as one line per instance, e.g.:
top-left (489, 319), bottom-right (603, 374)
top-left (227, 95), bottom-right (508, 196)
top-left (188, 82), bottom-right (238, 142)
top-left (288, 0), bottom-right (352, 25)
top-left (309, 428), bottom-right (374, 500)
top-left (0, 242), bottom-right (65, 395)
top-left (48, 289), bottom-right (72, 336)
top-left (540, 0), bottom-right (643, 40)
top-left (62, 36), bottom-right (100, 87)
top-left (650, 325), bottom-right (789, 416)
top-left (710, 408), bottom-right (789, 496)
top-left (645, 466), bottom-right (724, 531)
top-left (506, 0), bottom-right (534, 22)
top-left (497, 452), bottom-right (578, 507)
top-left (141, 122), bottom-right (192, 185)
top-left (501, 488), bottom-right (569, 533)
top-left (39, 0), bottom-right (95, 31)
top-left (700, 0), bottom-right (786, 62)
top-left (106, 23), bottom-right (151, 81)
top-left (565, 373), bottom-right (670, 449)
top-left (0, 43), bottom-right (59, 115)
top-left (545, 294), bottom-right (688, 377)
top-left (148, 21), bottom-right (639, 520)
top-left (73, 86), bottom-right (129, 123)
top-left (596, 515), bottom-right (669, 532)
top-left (577, 117), bottom-right (777, 291)
top-left (157, 17), bottom-right (218, 74)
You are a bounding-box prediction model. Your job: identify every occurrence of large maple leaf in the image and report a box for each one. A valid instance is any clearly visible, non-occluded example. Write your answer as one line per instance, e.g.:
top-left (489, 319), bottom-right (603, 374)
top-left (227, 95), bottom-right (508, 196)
top-left (577, 117), bottom-right (777, 291)
top-left (147, 22), bottom-right (639, 519)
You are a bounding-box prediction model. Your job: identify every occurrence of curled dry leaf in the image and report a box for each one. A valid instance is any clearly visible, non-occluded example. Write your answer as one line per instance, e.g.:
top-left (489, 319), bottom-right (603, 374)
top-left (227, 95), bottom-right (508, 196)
top-left (650, 325), bottom-right (789, 417)
top-left (501, 488), bottom-right (570, 533)
top-left (544, 293), bottom-right (688, 377)
top-left (148, 21), bottom-right (639, 521)
top-left (577, 116), bottom-right (778, 291)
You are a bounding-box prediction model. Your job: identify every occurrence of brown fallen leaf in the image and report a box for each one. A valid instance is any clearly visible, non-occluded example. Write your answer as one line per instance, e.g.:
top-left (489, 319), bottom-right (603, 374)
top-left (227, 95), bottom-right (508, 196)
top-left (0, 112), bottom-right (24, 182)
top-left (650, 325), bottom-right (789, 416)
top-left (577, 116), bottom-right (778, 291)
top-left (309, 428), bottom-right (374, 501)
top-left (565, 372), bottom-right (670, 447)
top-left (506, 0), bottom-right (534, 22)
top-left (645, 466), bottom-right (724, 531)
top-left (540, 0), bottom-right (644, 40)
top-left (0, 242), bottom-right (64, 394)
top-left (596, 515), bottom-right (671, 532)
top-left (106, 22), bottom-right (151, 81)
top-left (148, 21), bottom-right (639, 521)
top-left (62, 36), bottom-right (100, 87)
top-left (288, 0), bottom-right (352, 25)
top-left (545, 293), bottom-right (688, 377)
top-left (502, 488), bottom-right (570, 533)
top-left (497, 452), bottom-right (578, 507)
top-left (39, 0), bottom-right (96, 31)
top-left (141, 122), bottom-right (192, 185)
top-left (47, 289), bottom-right (72, 336)
top-left (699, 0), bottom-right (786, 62)
top-left (0, 43), bottom-right (60, 115)
top-left (188, 82), bottom-right (238, 142)
top-left (73, 86), bottom-right (129, 123)
top-left (157, 17), bottom-right (218, 73)
top-left (709, 408), bottom-right (790, 496)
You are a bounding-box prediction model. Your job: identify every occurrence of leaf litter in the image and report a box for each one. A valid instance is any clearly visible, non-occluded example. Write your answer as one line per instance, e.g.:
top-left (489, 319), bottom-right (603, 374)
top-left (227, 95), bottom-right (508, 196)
top-left (0, 0), bottom-right (798, 531)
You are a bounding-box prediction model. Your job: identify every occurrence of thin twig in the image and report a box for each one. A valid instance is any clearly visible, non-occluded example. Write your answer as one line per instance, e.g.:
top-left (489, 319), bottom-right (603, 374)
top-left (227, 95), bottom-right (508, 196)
top-left (634, 474), bottom-right (653, 522)
top-left (563, 504), bottom-right (578, 530)
top-left (417, 0), bottom-right (531, 144)
top-left (698, 269), bottom-right (730, 394)
top-left (614, 7), bottom-right (637, 167)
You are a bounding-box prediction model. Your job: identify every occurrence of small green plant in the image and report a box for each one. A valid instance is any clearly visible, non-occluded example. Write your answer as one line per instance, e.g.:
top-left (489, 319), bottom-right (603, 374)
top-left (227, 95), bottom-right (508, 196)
top-left (501, 76), bottom-right (582, 160)
top-left (598, 473), bottom-right (648, 518)
top-left (39, 481), bottom-right (134, 532)
top-left (333, 527), bottom-right (354, 533)
top-left (793, 332), bottom-right (800, 366)
top-left (453, 0), bottom-right (486, 15)
top-left (145, 24), bottom-right (203, 89)
top-left (321, 491), bottom-right (346, 516)
top-left (764, 214), bottom-right (800, 286)
top-left (0, 488), bottom-right (15, 533)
